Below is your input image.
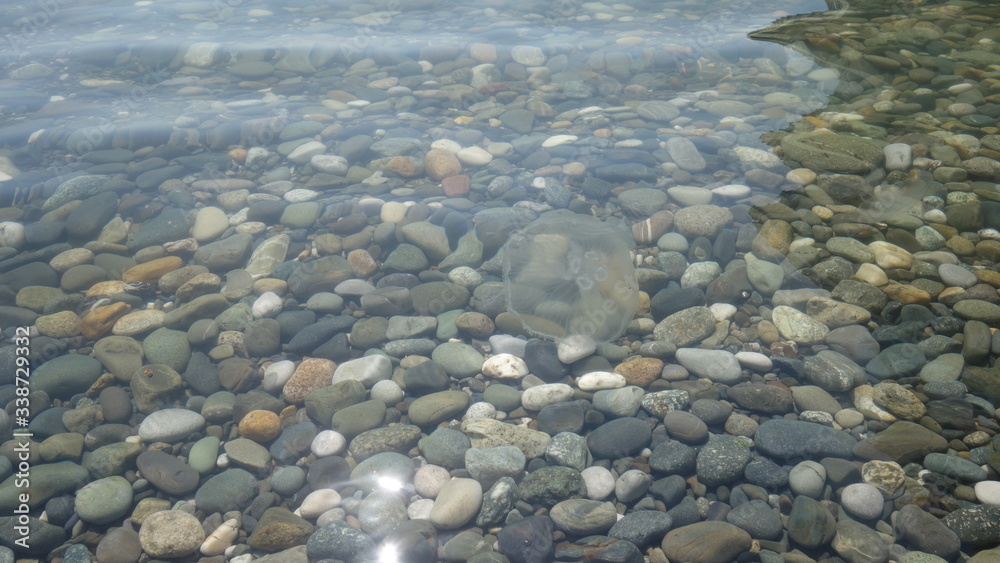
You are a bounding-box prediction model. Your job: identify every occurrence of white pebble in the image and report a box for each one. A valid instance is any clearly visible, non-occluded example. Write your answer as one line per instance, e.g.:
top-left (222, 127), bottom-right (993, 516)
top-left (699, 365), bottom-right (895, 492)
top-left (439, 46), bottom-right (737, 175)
top-left (0, 222), bottom-right (25, 249)
top-left (464, 401), bottom-right (497, 420)
top-left (521, 383), bottom-right (573, 411)
top-left (262, 360), bottom-right (296, 394)
top-left (883, 143), bottom-right (912, 171)
top-left (582, 466), bottom-right (616, 500)
top-left (924, 210), bottom-right (948, 225)
top-left (311, 430), bottom-right (347, 457)
top-left (577, 371), bottom-right (626, 392)
top-left (246, 147), bottom-right (270, 167)
top-left (482, 354), bottom-right (528, 379)
top-left (557, 334), bottom-right (596, 364)
top-left (252, 292), bottom-right (283, 319)
top-left (541, 134), bottom-right (578, 148)
top-left (975, 481), bottom-right (1000, 506)
top-left (309, 154), bottom-right (348, 175)
top-left (283, 188), bottom-right (320, 203)
top-left (371, 380), bottom-right (404, 405)
top-left (380, 201), bottom-right (408, 223)
top-left (709, 303), bottom-right (737, 321)
top-left (456, 146), bottom-right (493, 166)
top-left (735, 351), bottom-right (772, 372)
top-left (414, 465), bottom-right (451, 498)
top-left (711, 184), bottom-right (751, 199)
top-left (298, 489), bottom-right (342, 519)
top-left (430, 139), bottom-right (461, 153)
top-left (200, 518), bottom-right (239, 556)
top-left (448, 266), bottom-right (483, 288)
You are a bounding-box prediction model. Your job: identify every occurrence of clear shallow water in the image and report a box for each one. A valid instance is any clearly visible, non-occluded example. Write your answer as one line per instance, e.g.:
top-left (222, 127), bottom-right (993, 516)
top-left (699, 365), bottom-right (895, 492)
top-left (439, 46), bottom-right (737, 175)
top-left (0, 0), bottom-right (831, 151)
top-left (3, 0), bottom-right (1000, 561)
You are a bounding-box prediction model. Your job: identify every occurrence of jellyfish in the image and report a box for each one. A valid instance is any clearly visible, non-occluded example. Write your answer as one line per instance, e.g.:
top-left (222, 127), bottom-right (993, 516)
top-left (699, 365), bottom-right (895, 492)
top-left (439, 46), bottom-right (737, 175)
top-left (502, 213), bottom-right (638, 343)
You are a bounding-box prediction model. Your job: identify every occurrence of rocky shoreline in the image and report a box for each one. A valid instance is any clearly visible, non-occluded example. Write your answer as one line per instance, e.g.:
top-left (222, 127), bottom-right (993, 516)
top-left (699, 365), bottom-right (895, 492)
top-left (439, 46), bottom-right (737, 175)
top-left (3, 1), bottom-right (1000, 562)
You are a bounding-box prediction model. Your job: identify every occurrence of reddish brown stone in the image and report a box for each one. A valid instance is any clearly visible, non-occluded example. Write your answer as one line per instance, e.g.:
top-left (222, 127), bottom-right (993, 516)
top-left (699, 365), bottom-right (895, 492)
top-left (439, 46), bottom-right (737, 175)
top-left (81, 302), bottom-right (131, 340)
top-left (442, 174), bottom-right (470, 197)
top-left (613, 357), bottom-right (663, 388)
top-left (283, 358), bottom-right (336, 404)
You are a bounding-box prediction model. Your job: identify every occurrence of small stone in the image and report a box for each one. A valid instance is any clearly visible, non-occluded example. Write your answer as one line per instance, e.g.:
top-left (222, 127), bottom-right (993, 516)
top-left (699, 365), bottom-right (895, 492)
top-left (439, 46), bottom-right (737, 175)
top-left (430, 478), bottom-right (482, 530)
top-left (284, 358), bottom-right (335, 404)
top-left (139, 510), bottom-right (205, 558)
top-left (549, 499), bottom-right (617, 535)
top-left (840, 483), bottom-right (884, 520)
top-left (661, 521), bottom-right (751, 563)
top-left (772, 305), bottom-right (829, 344)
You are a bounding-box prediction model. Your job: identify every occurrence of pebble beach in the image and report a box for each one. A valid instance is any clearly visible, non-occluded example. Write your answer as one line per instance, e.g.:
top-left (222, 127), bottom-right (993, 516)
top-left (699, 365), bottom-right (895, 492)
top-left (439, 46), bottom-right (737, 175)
top-left (3, 0), bottom-right (1000, 562)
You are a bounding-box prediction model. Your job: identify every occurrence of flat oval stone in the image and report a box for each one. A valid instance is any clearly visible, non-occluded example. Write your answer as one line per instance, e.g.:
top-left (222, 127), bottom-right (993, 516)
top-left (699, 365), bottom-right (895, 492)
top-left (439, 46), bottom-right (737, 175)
top-left (430, 478), bottom-right (482, 530)
top-left (136, 450), bottom-right (199, 495)
top-left (549, 499), bottom-right (617, 535)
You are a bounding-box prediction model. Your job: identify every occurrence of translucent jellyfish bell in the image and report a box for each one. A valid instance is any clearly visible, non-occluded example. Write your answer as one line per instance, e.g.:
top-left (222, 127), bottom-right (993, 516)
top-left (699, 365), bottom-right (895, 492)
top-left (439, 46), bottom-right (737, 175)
top-left (502, 214), bottom-right (639, 343)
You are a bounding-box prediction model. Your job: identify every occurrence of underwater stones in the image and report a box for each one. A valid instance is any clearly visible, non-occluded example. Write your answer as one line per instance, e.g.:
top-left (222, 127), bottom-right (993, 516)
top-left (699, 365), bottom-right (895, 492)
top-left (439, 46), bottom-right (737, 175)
top-left (42, 174), bottom-right (111, 210)
top-left (287, 255), bottom-right (354, 299)
top-left (804, 350), bottom-right (865, 393)
top-left (780, 132), bottom-right (884, 174)
top-left (408, 390), bottom-right (469, 426)
top-left (661, 521), bottom-right (751, 563)
top-left (695, 435), bottom-right (752, 487)
top-left (461, 418), bottom-right (550, 458)
top-left (727, 382), bottom-right (793, 414)
top-left (853, 421), bottom-right (948, 464)
top-left (652, 306), bottom-right (716, 346)
top-left (136, 450), bottom-right (199, 496)
top-left (332, 355), bottom-right (391, 388)
top-left (245, 234), bottom-right (290, 279)
top-left (16, 8), bottom-right (1000, 561)
top-left (550, 500), bottom-right (618, 536)
top-left (587, 417), bottom-right (651, 460)
top-left (954, 299), bottom-right (1000, 325)
top-left (637, 101), bottom-right (680, 122)
top-left (193, 233), bottom-right (253, 271)
top-left (139, 510), bottom-right (205, 559)
top-left (425, 148), bottom-right (462, 180)
top-left (942, 505), bottom-right (1000, 546)
top-left (31, 354), bottom-right (103, 399)
top-left (429, 478), bottom-right (482, 530)
top-left (283, 358), bottom-right (335, 404)
top-left (665, 137), bottom-right (706, 172)
top-left (755, 418), bottom-right (855, 460)
top-left (81, 302), bottom-right (131, 340)
top-left (498, 109), bottom-right (534, 133)
top-left (126, 208), bottom-right (195, 251)
top-left (618, 187), bottom-right (667, 217)
top-left (675, 349), bottom-right (742, 385)
top-left (307, 521), bottom-right (375, 561)
top-left (672, 205), bottom-right (733, 238)
top-left (786, 495), bottom-right (836, 549)
top-left (772, 305), bottom-right (829, 344)
top-left (894, 504), bottom-right (960, 559)
top-left (411, 282), bottom-right (470, 315)
top-left (138, 408), bottom-right (205, 443)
